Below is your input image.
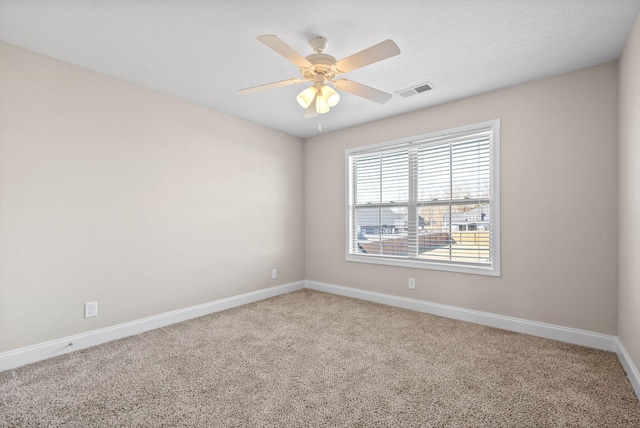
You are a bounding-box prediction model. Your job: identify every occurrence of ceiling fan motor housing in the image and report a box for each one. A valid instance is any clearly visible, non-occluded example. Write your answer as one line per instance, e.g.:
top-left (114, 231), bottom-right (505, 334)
top-left (302, 55), bottom-right (338, 81)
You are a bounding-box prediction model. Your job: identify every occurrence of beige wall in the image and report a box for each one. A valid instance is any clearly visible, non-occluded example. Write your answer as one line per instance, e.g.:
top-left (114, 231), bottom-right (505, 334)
top-left (0, 42), bottom-right (305, 352)
top-left (306, 62), bottom-right (618, 334)
top-left (619, 14), bottom-right (640, 373)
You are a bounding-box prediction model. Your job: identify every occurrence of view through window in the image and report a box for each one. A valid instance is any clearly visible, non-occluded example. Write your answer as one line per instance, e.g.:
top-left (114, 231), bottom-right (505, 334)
top-left (346, 120), bottom-right (500, 276)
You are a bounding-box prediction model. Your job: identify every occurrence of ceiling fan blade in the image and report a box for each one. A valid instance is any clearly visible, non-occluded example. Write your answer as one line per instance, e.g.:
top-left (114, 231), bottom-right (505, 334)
top-left (238, 78), bottom-right (304, 95)
top-left (257, 35), bottom-right (313, 68)
top-left (304, 94), bottom-right (318, 118)
top-left (334, 39), bottom-right (400, 73)
top-left (334, 79), bottom-right (392, 104)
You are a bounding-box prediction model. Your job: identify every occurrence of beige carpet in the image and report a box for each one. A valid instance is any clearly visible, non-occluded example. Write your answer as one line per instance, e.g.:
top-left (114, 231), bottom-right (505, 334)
top-left (1, 289), bottom-right (639, 427)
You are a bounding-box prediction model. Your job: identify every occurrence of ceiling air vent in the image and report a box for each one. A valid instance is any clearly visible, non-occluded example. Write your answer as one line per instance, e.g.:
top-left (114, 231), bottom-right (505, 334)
top-left (397, 82), bottom-right (435, 98)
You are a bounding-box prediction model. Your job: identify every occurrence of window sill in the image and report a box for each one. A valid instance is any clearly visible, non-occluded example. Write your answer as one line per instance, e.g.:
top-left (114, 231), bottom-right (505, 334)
top-left (346, 254), bottom-right (501, 276)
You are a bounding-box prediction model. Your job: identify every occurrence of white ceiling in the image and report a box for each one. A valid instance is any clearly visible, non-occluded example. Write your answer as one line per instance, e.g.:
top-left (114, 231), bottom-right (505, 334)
top-left (1, 1), bottom-right (639, 138)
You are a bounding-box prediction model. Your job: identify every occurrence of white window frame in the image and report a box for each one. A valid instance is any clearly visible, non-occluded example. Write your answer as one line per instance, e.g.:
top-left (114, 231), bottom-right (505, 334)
top-left (345, 120), bottom-right (501, 276)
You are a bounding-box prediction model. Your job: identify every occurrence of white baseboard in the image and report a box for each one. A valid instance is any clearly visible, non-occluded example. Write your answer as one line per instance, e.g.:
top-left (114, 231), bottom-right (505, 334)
top-left (305, 280), bottom-right (618, 352)
top-left (616, 338), bottom-right (640, 399)
top-left (0, 281), bottom-right (305, 372)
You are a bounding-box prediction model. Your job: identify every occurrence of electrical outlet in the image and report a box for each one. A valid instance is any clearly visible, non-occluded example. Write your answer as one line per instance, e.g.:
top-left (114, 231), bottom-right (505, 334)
top-left (272, 269), bottom-right (277, 279)
top-left (408, 278), bottom-right (416, 290)
top-left (84, 301), bottom-right (98, 318)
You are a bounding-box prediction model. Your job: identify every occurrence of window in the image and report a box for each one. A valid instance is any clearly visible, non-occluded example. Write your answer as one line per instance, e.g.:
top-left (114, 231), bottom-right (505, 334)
top-left (346, 120), bottom-right (500, 276)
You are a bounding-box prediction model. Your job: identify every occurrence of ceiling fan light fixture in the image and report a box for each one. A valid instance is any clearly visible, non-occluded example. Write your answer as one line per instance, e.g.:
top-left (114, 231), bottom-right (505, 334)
top-left (320, 84), bottom-right (340, 107)
top-left (315, 92), bottom-right (330, 114)
top-left (304, 94), bottom-right (318, 118)
top-left (296, 86), bottom-right (317, 108)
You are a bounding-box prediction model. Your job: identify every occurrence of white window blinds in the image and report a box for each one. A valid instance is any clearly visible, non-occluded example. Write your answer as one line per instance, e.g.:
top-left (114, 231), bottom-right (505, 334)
top-left (347, 121), bottom-right (500, 276)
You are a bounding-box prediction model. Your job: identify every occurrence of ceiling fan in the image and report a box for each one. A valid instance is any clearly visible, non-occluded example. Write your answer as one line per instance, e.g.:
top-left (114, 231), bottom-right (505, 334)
top-left (238, 35), bottom-right (401, 118)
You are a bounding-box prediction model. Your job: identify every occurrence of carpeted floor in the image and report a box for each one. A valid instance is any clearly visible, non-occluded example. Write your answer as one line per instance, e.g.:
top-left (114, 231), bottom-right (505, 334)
top-left (1, 289), bottom-right (639, 427)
